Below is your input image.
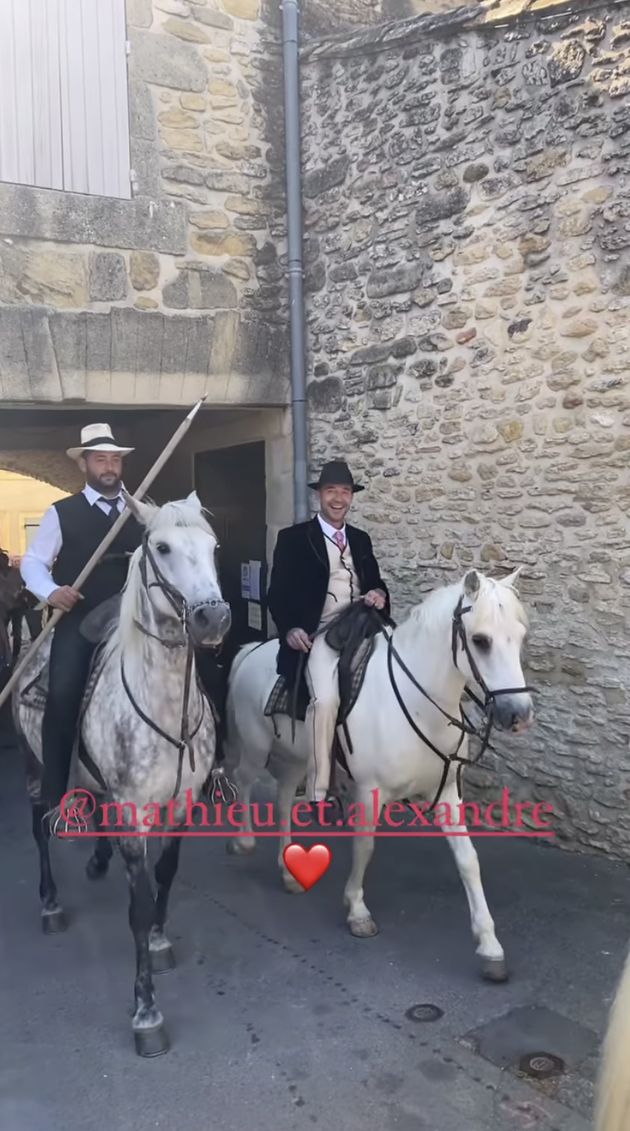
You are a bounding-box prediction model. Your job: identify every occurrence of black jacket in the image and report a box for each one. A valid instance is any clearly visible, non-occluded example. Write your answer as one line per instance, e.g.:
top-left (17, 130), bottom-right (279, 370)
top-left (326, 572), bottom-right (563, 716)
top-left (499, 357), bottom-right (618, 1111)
top-left (267, 516), bottom-right (390, 688)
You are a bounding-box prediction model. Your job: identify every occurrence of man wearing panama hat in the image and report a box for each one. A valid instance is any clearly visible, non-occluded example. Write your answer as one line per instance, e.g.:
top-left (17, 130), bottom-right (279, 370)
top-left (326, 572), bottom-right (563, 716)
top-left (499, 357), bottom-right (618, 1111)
top-left (267, 459), bottom-right (389, 821)
top-left (20, 423), bottom-right (142, 810)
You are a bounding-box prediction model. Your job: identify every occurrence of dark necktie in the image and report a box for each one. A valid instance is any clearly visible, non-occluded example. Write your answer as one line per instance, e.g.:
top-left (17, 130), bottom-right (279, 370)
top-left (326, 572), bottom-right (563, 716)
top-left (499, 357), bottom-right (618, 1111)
top-left (99, 496), bottom-right (120, 525)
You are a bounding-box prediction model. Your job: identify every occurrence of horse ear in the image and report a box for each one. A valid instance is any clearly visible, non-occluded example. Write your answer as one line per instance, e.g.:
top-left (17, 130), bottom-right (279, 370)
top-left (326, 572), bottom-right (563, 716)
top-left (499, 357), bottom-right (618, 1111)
top-left (463, 570), bottom-right (480, 599)
top-left (122, 490), bottom-right (154, 527)
top-left (500, 565), bottom-right (523, 591)
top-left (185, 490), bottom-right (202, 511)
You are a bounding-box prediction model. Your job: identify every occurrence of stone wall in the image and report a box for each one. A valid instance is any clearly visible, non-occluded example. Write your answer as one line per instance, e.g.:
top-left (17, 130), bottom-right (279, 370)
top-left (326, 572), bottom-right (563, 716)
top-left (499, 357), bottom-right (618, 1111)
top-left (300, 0), bottom-right (630, 860)
top-left (0, 0), bottom-right (289, 409)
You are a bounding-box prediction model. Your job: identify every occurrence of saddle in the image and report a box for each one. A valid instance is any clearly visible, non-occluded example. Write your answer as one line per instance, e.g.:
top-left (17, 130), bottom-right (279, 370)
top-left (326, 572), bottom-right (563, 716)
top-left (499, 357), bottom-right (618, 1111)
top-left (263, 601), bottom-right (387, 740)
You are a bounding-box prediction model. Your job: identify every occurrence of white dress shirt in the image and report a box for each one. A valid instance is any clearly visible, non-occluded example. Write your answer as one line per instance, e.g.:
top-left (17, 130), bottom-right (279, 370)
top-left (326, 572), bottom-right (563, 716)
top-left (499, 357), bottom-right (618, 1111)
top-left (20, 484), bottom-right (125, 603)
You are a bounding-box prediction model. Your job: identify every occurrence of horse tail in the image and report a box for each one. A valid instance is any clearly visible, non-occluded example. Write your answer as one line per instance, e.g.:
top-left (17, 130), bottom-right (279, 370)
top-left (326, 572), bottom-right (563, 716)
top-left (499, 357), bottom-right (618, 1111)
top-left (595, 941), bottom-right (630, 1131)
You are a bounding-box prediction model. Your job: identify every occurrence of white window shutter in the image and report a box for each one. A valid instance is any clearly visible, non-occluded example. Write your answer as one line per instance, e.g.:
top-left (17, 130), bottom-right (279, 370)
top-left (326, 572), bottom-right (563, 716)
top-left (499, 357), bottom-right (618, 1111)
top-left (0, 0), bottom-right (131, 199)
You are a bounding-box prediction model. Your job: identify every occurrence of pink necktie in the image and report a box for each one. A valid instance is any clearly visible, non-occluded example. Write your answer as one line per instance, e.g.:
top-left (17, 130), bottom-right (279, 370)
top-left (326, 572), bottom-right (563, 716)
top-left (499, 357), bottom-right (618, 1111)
top-left (333, 530), bottom-right (345, 552)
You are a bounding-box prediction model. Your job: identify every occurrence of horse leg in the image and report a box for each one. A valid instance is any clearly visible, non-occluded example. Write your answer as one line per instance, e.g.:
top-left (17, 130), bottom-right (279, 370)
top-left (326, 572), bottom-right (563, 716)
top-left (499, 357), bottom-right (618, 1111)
top-left (149, 833), bottom-right (183, 974)
top-left (343, 784), bottom-right (382, 939)
top-left (225, 722), bottom-right (271, 857)
top-left (434, 780), bottom-right (507, 982)
top-left (119, 836), bottom-right (168, 1057)
top-left (85, 798), bottom-right (114, 881)
top-left (276, 757), bottom-right (310, 894)
top-left (32, 800), bottom-right (67, 933)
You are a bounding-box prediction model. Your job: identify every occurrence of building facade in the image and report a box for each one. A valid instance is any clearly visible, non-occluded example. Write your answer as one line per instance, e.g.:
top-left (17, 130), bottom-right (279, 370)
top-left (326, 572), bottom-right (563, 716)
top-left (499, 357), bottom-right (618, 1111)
top-left (1, 0), bottom-right (630, 858)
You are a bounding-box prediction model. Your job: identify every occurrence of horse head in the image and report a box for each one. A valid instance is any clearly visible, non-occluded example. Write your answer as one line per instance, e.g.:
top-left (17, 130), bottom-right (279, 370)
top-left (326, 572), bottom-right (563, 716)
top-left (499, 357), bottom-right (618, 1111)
top-left (123, 490), bottom-right (231, 648)
top-left (452, 567), bottom-right (534, 735)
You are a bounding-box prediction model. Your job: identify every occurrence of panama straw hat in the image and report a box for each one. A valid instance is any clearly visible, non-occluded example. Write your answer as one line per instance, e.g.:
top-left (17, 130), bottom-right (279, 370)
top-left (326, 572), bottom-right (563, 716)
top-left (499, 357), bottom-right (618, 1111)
top-left (66, 423), bottom-right (134, 462)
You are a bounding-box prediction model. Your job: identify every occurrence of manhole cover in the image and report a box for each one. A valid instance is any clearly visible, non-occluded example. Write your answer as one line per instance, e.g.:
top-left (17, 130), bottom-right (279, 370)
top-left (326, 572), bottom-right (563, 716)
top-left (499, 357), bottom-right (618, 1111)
top-left (519, 1052), bottom-right (565, 1080)
top-left (405, 1003), bottom-right (444, 1023)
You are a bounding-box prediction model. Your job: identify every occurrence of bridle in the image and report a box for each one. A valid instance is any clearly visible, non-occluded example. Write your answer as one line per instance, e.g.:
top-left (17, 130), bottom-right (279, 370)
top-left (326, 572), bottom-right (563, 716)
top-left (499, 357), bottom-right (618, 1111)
top-left (120, 531), bottom-right (227, 799)
top-left (339, 595), bottom-right (537, 811)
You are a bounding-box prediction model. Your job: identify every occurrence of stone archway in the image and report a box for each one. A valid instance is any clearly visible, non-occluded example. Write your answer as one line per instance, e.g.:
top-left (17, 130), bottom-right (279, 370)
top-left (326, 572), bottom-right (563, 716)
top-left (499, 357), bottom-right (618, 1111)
top-left (0, 452), bottom-right (82, 494)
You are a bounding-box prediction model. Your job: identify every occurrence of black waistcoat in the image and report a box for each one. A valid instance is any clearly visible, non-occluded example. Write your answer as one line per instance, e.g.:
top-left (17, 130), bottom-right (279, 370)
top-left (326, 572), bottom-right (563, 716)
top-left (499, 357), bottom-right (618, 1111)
top-left (51, 493), bottom-right (143, 613)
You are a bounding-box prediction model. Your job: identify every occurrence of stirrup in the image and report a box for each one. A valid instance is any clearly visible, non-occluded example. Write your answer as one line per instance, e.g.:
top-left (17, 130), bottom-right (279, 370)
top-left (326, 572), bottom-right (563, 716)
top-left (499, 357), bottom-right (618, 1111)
top-left (42, 796), bottom-right (90, 838)
top-left (207, 767), bottom-right (238, 805)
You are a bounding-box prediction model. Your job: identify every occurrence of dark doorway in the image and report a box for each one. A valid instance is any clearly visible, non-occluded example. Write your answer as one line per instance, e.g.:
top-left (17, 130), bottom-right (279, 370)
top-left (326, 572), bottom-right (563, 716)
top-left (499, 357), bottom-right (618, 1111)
top-left (194, 441), bottom-right (268, 663)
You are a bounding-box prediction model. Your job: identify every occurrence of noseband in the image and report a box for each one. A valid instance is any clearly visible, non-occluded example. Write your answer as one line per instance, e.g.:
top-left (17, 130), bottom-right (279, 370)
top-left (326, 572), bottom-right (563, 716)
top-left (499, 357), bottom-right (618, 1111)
top-left (138, 531), bottom-right (223, 643)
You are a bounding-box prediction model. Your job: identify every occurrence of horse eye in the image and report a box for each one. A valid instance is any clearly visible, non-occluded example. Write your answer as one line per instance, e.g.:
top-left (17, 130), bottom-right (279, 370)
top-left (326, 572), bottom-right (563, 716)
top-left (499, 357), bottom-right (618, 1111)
top-left (156, 542), bottom-right (170, 555)
top-left (472, 634), bottom-right (491, 652)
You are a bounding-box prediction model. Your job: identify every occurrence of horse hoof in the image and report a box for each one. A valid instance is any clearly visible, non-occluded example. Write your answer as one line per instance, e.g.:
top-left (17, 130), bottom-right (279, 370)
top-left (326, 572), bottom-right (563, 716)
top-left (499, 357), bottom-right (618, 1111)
top-left (480, 956), bottom-right (508, 983)
top-left (348, 916), bottom-right (379, 939)
top-left (226, 838), bottom-right (255, 856)
top-left (42, 908), bottom-right (67, 934)
top-left (86, 856), bottom-right (109, 881)
top-left (282, 873), bottom-right (305, 895)
top-left (133, 1024), bottom-right (169, 1058)
top-left (150, 944), bottom-right (176, 974)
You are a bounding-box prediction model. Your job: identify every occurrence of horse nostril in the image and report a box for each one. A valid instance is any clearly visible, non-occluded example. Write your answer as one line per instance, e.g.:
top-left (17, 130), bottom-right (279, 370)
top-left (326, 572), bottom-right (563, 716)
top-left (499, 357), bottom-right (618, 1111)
top-left (193, 607), bottom-right (210, 628)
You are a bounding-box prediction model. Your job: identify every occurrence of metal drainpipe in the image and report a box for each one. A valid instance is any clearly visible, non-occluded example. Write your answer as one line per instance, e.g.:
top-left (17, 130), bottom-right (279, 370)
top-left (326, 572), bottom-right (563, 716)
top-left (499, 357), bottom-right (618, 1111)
top-left (281, 0), bottom-right (310, 524)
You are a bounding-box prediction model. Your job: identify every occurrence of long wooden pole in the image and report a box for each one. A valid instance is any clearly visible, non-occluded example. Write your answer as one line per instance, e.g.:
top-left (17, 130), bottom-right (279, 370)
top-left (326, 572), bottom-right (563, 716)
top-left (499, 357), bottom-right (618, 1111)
top-left (0, 395), bottom-right (207, 711)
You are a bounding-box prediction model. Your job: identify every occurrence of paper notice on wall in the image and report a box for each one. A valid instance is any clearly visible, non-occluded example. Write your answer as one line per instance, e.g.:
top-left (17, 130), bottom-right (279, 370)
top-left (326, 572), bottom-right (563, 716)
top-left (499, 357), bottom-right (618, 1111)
top-left (248, 560), bottom-right (261, 601)
top-left (248, 601), bottom-right (262, 630)
top-left (240, 563), bottom-right (250, 599)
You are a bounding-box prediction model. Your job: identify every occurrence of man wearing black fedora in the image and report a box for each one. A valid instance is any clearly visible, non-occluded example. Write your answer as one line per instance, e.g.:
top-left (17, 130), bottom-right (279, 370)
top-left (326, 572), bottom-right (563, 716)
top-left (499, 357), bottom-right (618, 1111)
top-left (267, 459), bottom-right (390, 819)
top-left (20, 423), bottom-right (143, 812)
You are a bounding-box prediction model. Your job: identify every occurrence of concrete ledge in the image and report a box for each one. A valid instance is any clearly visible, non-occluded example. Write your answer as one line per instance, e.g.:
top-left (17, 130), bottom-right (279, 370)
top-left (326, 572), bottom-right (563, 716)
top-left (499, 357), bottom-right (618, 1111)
top-left (0, 183), bottom-right (188, 254)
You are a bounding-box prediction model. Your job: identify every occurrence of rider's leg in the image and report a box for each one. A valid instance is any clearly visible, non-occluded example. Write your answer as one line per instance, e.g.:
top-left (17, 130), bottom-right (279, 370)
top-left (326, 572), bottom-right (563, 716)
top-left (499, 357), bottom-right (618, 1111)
top-left (41, 613), bottom-right (95, 809)
top-left (305, 634), bottom-right (341, 804)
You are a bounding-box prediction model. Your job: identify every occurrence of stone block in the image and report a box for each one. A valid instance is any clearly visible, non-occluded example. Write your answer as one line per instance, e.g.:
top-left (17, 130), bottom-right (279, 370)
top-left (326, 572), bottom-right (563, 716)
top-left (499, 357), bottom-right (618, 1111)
top-left (191, 230), bottom-right (257, 256)
top-left (195, 9), bottom-right (233, 29)
top-left (49, 312), bottom-right (88, 399)
top-left (163, 267), bottom-right (238, 308)
top-left (89, 253), bottom-right (127, 301)
top-left (307, 376), bottom-right (343, 413)
top-left (127, 0), bottom-right (153, 27)
top-left (163, 163), bottom-right (206, 186)
top-left (163, 17), bottom-right (210, 42)
top-left (130, 31), bottom-right (207, 92)
top-left (130, 252), bottom-right (160, 291)
top-left (159, 109), bottom-right (199, 128)
top-left (221, 0), bottom-right (259, 18)
top-left (128, 79), bottom-right (156, 142)
top-left (0, 184), bottom-right (188, 254)
top-left (180, 94), bottom-right (207, 111)
top-left (161, 127), bottom-right (203, 151)
top-left (0, 244), bottom-right (88, 309)
top-left (303, 156), bottom-right (350, 199)
top-left (190, 210), bottom-right (230, 229)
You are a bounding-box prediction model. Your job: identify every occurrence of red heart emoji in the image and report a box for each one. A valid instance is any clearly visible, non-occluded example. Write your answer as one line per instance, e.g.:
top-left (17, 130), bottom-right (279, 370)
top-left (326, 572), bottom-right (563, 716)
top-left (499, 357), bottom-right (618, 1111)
top-left (283, 844), bottom-right (332, 891)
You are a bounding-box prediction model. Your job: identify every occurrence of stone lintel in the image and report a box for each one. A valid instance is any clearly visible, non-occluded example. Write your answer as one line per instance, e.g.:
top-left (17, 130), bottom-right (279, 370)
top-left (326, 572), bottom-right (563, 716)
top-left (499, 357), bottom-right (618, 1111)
top-left (0, 307), bottom-right (289, 408)
top-left (0, 183), bottom-right (188, 254)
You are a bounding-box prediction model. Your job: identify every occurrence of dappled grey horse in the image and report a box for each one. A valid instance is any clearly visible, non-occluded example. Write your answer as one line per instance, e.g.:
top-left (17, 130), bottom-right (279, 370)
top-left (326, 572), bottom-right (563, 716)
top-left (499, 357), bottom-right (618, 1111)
top-left (12, 492), bottom-right (231, 1056)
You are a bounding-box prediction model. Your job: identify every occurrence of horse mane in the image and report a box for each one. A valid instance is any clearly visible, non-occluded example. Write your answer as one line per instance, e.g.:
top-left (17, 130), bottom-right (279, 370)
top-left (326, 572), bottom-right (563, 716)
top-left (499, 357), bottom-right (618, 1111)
top-left (407, 572), bottom-right (528, 632)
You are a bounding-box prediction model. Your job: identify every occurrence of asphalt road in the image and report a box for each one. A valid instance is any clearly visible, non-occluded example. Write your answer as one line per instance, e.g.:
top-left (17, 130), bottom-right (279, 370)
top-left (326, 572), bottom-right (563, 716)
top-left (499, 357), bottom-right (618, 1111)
top-left (1, 734), bottom-right (628, 1131)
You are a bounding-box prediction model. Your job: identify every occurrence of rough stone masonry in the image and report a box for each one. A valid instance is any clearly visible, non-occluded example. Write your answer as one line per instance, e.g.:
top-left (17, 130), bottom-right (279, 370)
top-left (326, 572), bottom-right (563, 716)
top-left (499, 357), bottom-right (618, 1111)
top-left (299, 0), bottom-right (630, 860)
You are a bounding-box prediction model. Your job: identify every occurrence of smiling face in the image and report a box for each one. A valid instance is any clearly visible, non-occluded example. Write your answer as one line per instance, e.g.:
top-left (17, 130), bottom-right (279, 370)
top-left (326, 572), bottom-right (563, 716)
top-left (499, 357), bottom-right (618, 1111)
top-left (319, 483), bottom-right (353, 528)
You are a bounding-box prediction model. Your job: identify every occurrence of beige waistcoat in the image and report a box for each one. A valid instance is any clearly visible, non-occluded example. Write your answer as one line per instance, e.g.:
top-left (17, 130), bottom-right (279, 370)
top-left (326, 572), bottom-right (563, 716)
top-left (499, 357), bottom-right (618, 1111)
top-left (318, 534), bottom-right (360, 629)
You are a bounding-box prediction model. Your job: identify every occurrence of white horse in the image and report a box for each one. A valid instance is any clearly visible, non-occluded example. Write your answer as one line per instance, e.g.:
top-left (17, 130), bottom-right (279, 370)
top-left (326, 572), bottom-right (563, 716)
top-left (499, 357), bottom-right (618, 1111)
top-left (595, 941), bottom-right (630, 1131)
top-left (223, 567), bottom-right (534, 981)
top-left (11, 491), bottom-right (231, 1057)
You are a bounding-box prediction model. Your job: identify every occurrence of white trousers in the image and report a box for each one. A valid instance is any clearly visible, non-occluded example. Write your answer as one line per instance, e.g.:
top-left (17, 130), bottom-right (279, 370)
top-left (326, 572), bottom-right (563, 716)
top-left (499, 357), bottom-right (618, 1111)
top-left (304, 632), bottom-right (342, 802)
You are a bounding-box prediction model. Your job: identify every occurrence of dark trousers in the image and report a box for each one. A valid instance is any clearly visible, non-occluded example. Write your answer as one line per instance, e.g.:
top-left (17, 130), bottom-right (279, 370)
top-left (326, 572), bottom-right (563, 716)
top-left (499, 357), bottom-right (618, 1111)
top-left (41, 613), bottom-right (95, 806)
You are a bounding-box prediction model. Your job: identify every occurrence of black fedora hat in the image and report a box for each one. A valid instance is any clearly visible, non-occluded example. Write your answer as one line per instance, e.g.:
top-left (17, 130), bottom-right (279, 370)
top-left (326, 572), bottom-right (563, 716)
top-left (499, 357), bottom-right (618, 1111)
top-left (308, 459), bottom-right (364, 493)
